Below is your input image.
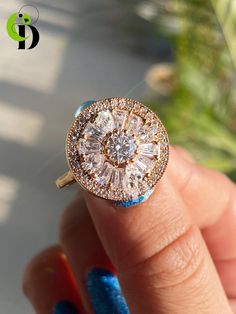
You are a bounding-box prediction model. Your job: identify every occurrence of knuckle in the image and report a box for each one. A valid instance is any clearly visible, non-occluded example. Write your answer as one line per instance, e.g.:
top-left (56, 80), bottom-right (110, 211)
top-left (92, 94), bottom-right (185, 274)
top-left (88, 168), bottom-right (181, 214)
top-left (214, 172), bottom-right (235, 216)
top-left (179, 161), bottom-right (197, 193)
top-left (125, 225), bottom-right (205, 290)
top-left (173, 145), bottom-right (196, 164)
top-left (118, 209), bottom-right (191, 273)
top-left (155, 226), bottom-right (205, 288)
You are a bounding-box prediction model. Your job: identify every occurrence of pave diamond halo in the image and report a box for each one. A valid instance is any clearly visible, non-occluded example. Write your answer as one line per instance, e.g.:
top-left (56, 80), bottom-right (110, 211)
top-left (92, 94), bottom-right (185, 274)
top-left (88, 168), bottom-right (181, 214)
top-left (62, 98), bottom-right (169, 201)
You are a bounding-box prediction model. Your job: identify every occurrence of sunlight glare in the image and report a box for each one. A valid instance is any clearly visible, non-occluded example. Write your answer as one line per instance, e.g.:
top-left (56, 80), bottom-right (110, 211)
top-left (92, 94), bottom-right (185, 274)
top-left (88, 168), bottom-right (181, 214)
top-left (0, 175), bottom-right (19, 223)
top-left (0, 102), bottom-right (44, 146)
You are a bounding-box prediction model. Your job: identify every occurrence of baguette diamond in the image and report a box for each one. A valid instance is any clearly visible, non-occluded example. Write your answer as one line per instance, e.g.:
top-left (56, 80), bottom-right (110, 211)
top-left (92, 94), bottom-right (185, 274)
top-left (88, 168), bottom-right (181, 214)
top-left (138, 143), bottom-right (160, 157)
top-left (82, 153), bottom-right (104, 172)
top-left (96, 162), bottom-right (113, 186)
top-left (112, 109), bottom-right (128, 129)
top-left (78, 139), bottom-right (100, 154)
top-left (94, 111), bottom-right (115, 133)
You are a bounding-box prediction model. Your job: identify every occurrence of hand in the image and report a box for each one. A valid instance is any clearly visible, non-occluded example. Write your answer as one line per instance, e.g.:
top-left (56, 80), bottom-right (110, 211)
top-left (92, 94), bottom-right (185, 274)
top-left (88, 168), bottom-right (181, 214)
top-left (23, 146), bottom-right (236, 314)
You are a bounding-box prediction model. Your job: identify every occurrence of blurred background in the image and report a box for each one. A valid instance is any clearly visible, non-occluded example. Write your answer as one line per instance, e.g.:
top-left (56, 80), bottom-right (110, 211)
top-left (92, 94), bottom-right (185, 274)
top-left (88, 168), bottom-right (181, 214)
top-left (0, 0), bottom-right (235, 313)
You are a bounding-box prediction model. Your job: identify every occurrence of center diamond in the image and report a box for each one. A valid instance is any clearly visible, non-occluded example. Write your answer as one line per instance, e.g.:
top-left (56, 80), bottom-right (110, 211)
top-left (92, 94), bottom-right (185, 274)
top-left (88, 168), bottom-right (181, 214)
top-left (106, 131), bottom-right (136, 165)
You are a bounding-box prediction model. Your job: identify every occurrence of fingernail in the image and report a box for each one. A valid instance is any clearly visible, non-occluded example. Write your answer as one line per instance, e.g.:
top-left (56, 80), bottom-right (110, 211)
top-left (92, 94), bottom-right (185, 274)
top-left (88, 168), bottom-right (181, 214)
top-left (116, 189), bottom-right (154, 208)
top-left (53, 300), bottom-right (79, 314)
top-left (86, 268), bottom-right (130, 314)
top-left (74, 99), bottom-right (96, 117)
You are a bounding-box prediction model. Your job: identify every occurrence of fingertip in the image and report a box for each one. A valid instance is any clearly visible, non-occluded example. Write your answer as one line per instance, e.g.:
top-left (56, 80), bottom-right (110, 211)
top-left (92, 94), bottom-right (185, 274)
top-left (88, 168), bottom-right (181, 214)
top-left (22, 245), bottom-right (83, 314)
top-left (22, 245), bottom-right (62, 297)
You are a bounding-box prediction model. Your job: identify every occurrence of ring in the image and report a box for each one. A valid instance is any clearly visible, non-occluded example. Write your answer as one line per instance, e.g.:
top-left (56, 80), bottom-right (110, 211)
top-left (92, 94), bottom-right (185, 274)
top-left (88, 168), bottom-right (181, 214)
top-left (56, 98), bottom-right (169, 203)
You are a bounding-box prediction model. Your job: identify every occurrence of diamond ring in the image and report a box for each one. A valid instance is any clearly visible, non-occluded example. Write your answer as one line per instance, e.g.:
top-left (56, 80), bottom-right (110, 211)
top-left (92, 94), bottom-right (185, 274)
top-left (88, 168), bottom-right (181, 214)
top-left (56, 98), bottom-right (169, 203)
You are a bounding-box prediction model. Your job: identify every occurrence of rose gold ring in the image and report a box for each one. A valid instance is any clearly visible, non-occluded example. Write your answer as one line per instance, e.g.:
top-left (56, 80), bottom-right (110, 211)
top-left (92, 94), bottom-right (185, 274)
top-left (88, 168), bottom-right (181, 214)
top-left (55, 98), bottom-right (169, 202)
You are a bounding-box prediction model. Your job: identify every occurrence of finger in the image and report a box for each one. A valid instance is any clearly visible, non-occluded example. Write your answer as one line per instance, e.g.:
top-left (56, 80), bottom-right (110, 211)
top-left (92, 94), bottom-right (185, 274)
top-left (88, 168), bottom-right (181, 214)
top-left (171, 145), bottom-right (196, 164)
top-left (23, 245), bottom-right (83, 314)
top-left (60, 196), bottom-right (129, 314)
top-left (168, 146), bottom-right (235, 231)
top-left (202, 207), bottom-right (236, 298)
top-left (169, 146), bottom-right (236, 297)
top-left (215, 259), bottom-right (236, 298)
top-left (84, 177), bottom-right (232, 314)
top-left (230, 299), bottom-right (236, 313)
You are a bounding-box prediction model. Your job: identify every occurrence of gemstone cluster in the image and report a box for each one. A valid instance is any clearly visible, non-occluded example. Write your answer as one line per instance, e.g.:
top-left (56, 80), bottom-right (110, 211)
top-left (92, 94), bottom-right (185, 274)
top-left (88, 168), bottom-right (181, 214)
top-left (66, 98), bottom-right (169, 201)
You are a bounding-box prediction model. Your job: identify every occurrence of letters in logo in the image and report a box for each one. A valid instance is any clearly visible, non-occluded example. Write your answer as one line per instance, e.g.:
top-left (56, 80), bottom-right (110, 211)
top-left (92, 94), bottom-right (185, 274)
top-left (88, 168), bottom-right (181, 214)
top-left (7, 6), bottom-right (40, 49)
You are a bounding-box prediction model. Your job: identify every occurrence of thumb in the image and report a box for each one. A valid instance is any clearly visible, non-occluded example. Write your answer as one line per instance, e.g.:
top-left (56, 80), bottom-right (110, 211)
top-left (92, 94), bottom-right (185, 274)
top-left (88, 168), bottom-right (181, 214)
top-left (84, 176), bottom-right (232, 314)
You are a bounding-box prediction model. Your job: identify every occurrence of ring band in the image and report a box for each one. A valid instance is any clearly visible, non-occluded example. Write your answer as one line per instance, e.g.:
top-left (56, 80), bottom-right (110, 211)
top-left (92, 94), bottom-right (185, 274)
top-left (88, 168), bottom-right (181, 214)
top-left (56, 98), bottom-right (169, 202)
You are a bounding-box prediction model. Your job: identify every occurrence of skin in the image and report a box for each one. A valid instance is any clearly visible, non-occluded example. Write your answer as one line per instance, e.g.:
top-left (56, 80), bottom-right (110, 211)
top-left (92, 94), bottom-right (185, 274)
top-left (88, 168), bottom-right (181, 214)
top-left (23, 146), bottom-right (236, 313)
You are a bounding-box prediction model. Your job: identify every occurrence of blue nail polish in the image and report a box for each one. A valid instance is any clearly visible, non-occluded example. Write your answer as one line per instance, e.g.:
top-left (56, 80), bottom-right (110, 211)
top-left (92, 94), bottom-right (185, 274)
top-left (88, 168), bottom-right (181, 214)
top-left (116, 188), bottom-right (154, 208)
top-left (86, 268), bottom-right (130, 314)
top-left (53, 300), bottom-right (79, 314)
top-left (74, 99), bottom-right (96, 117)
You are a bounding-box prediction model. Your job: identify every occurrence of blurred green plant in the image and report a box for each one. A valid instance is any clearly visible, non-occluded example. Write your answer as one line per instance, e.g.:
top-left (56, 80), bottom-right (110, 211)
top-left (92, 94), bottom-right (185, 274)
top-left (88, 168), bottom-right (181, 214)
top-left (118, 0), bottom-right (236, 180)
